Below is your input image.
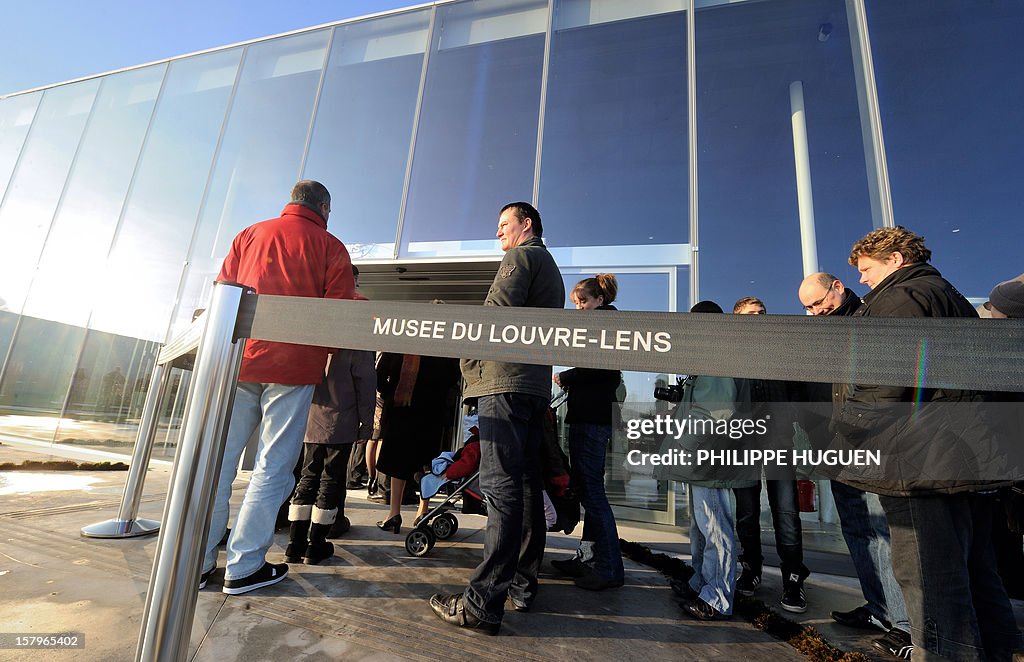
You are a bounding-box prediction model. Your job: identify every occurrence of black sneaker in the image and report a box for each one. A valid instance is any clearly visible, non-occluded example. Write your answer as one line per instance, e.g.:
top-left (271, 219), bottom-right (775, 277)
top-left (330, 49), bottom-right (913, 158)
top-left (682, 597), bottom-right (731, 621)
top-left (551, 557), bottom-right (588, 578)
top-left (831, 605), bottom-right (891, 632)
top-left (574, 570), bottom-right (624, 591)
top-left (199, 566), bottom-right (216, 590)
top-left (669, 578), bottom-right (699, 602)
top-left (780, 572), bottom-right (807, 613)
top-left (736, 562), bottom-right (761, 597)
top-left (429, 593), bottom-right (500, 635)
top-left (873, 628), bottom-right (914, 660)
top-left (222, 562), bottom-right (289, 595)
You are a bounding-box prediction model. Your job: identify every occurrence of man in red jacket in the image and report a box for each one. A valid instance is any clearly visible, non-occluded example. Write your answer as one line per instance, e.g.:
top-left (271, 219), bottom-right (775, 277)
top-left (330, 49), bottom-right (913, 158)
top-left (201, 180), bottom-right (356, 595)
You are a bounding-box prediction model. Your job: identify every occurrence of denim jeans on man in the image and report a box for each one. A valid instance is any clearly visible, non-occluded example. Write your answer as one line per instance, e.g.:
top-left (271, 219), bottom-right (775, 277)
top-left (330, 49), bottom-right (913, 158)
top-left (568, 423), bottom-right (623, 582)
top-left (688, 485), bottom-right (737, 615)
top-left (830, 480), bottom-right (909, 632)
top-left (881, 492), bottom-right (1022, 661)
top-left (463, 393), bottom-right (548, 624)
top-left (203, 382), bottom-right (314, 580)
top-left (734, 479), bottom-right (808, 579)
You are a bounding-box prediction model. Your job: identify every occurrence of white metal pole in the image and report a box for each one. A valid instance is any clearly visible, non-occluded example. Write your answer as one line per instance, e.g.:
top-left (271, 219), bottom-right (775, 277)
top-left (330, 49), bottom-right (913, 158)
top-left (80, 361), bottom-right (170, 538)
top-left (790, 80), bottom-right (819, 277)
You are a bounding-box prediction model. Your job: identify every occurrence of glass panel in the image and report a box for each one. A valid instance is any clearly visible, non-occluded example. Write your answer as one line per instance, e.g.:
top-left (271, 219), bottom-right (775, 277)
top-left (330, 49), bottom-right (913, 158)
top-left (0, 317), bottom-right (85, 439)
top-left (866, 1), bottom-right (1024, 298)
top-left (173, 30), bottom-right (330, 335)
top-left (0, 80), bottom-right (99, 326)
top-left (21, 65), bottom-right (166, 328)
top-left (304, 11), bottom-right (430, 259)
top-left (0, 92), bottom-right (41, 204)
top-left (556, 269), bottom-right (674, 518)
top-left (402, 0), bottom-right (547, 257)
top-left (540, 0), bottom-right (688, 249)
top-left (54, 331), bottom-right (160, 454)
top-left (696, 0), bottom-right (873, 313)
top-left (89, 49), bottom-right (242, 342)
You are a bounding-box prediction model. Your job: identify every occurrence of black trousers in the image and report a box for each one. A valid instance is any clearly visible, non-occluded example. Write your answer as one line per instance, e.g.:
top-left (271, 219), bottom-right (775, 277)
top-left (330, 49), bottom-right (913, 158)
top-left (292, 443), bottom-right (352, 514)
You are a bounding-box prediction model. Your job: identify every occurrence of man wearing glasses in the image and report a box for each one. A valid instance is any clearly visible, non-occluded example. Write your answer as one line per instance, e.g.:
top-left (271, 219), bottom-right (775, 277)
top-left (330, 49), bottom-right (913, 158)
top-left (797, 273), bottom-right (859, 316)
top-left (798, 272), bottom-right (912, 659)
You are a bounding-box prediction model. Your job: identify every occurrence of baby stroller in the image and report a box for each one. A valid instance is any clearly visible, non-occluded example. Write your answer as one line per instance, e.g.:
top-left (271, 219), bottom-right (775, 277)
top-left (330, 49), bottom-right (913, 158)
top-left (406, 394), bottom-right (578, 557)
top-left (406, 427), bottom-right (486, 557)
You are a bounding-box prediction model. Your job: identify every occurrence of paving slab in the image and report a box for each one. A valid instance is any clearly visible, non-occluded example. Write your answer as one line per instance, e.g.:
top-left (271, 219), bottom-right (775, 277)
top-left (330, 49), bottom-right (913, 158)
top-left (2, 441), bottom-right (1019, 661)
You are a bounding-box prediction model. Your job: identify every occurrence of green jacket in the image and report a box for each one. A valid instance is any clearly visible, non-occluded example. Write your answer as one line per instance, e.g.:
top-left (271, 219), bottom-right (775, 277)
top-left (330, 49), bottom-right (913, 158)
top-left (656, 375), bottom-right (758, 489)
top-left (461, 236), bottom-right (565, 399)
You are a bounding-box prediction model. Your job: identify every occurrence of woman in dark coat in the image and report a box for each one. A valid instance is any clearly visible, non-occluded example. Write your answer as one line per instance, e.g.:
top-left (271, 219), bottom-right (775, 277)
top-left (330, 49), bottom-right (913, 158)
top-left (375, 350), bottom-right (461, 533)
top-left (549, 274), bottom-right (625, 590)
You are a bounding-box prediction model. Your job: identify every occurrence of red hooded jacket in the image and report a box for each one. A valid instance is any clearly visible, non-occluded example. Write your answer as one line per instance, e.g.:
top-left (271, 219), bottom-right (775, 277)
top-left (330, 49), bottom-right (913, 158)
top-left (217, 203), bottom-right (355, 384)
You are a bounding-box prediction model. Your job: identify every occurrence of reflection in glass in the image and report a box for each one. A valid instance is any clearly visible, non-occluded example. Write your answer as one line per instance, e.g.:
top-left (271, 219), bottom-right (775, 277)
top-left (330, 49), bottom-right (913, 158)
top-left (53, 331), bottom-right (159, 453)
top-left (0, 92), bottom-right (41, 208)
top-left (696, 0), bottom-right (872, 313)
top-left (0, 80), bottom-right (99, 329)
top-left (402, 0), bottom-right (547, 255)
top-left (866, 1), bottom-right (1024, 297)
top-left (541, 0), bottom-right (688, 248)
top-left (174, 30), bottom-right (330, 335)
top-left (21, 65), bottom-right (166, 328)
top-left (89, 49), bottom-right (242, 342)
top-left (0, 317), bottom-right (86, 439)
top-left (304, 11), bottom-right (429, 259)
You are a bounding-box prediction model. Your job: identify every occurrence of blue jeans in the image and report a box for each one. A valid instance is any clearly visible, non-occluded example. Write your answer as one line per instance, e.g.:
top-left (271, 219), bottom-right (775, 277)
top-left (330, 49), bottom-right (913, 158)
top-left (203, 382), bottom-right (314, 580)
top-left (831, 481), bottom-right (909, 632)
top-left (568, 423), bottom-right (623, 582)
top-left (734, 480), bottom-right (808, 580)
top-left (881, 492), bottom-right (1022, 661)
top-left (463, 393), bottom-right (547, 624)
top-left (688, 485), bottom-right (737, 615)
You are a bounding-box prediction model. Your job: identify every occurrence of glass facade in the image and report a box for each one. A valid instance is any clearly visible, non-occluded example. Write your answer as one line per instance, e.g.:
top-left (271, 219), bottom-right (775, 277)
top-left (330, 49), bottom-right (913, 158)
top-left (0, 0), bottom-right (1019, 530)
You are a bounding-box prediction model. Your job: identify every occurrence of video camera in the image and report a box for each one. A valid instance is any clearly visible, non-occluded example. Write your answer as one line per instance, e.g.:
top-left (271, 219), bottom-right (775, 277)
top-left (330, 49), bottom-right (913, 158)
top-left (654, 376), bottom-right (685, 403)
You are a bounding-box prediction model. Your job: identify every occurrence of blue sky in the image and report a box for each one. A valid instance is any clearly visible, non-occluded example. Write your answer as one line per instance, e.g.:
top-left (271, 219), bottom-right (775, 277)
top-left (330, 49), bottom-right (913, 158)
top-left (0, 0), bottom-right (419, 97)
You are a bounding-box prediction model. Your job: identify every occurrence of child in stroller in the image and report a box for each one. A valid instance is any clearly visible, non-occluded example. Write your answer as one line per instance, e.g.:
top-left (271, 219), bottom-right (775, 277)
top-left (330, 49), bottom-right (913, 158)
top-left (407, 417), bottom-right (577, 557)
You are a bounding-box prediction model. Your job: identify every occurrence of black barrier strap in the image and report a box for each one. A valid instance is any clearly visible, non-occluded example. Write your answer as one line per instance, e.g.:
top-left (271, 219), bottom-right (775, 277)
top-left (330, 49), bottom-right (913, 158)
top-left (234, 287), bottom-right (258, 343)
top-left (245, 296), bottom-right (1024, 392)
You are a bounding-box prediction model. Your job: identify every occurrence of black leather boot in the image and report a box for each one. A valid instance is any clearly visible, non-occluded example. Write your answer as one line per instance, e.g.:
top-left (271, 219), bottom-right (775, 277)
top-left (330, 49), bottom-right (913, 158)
top-left (285, 520), bottom-right (310, 563)
top-left (304, 523), bottom-right (335, 565)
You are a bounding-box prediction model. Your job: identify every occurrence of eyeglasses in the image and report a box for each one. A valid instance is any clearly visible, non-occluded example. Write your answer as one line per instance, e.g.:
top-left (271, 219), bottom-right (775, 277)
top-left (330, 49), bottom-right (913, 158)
top-left (804, 280), bottom-right (836, 311)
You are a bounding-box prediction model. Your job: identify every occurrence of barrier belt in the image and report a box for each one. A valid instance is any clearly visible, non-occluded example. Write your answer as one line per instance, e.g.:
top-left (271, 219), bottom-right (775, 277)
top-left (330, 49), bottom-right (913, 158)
top-left (241, 294), bottom-right (1024, 392)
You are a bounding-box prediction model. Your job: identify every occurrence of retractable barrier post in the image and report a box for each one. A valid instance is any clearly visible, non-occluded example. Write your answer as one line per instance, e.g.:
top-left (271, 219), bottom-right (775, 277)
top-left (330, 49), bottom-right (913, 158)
top-left (135, 282), bottom-right (247, 662)
top-left (81, 361), bottom-right (171, 538)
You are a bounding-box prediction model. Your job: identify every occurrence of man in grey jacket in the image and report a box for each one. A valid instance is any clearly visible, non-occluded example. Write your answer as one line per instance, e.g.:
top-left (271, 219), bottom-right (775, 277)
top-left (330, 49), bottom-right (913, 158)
top-left (430, 201), bottom-right (565, 635)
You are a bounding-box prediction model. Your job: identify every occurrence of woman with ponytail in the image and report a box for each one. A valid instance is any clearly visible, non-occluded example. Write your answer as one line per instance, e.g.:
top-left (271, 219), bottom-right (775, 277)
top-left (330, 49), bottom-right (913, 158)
top-left (550, 274), bottom-right (625, 590)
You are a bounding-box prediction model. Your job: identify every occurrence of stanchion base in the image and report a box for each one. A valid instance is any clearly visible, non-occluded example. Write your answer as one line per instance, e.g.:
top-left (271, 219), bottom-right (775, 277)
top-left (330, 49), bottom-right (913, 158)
top-left (81, 518), bottom-right (161, 539)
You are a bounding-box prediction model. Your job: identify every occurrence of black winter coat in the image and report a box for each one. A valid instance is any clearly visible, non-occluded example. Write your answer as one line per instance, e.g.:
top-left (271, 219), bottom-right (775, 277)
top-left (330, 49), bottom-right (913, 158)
top-left (558, 304), bottom-right (622, 425)
top-left (831, 263), bottom-right (1011, 496)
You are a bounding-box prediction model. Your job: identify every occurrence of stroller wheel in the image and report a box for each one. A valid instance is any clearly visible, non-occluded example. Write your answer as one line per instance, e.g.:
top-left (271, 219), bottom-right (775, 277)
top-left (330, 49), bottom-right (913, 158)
top-left (432, 513), bottom-right (459, 540)
top-left (405, 528), bottom-right (436, 557)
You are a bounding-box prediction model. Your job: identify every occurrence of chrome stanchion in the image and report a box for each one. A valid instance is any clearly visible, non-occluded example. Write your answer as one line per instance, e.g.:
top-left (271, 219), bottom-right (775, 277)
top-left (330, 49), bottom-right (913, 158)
top-left (135, 282), bottom-right (247, 662)
top-left (81, 362), bottom-right (171, 538)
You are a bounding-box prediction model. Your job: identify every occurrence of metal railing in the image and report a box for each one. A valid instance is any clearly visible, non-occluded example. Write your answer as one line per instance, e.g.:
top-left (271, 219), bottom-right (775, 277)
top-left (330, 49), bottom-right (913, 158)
top-left (106, 279), bottom-right (1024, 661)
top-left (80, 305), bottom-right (206, 539)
